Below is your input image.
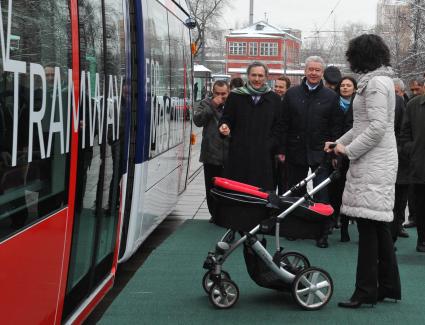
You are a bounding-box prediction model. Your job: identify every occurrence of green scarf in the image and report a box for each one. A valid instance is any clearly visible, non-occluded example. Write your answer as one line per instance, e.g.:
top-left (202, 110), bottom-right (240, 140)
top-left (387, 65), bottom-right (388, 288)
top-left (231, 81), bottom-right (271, 96)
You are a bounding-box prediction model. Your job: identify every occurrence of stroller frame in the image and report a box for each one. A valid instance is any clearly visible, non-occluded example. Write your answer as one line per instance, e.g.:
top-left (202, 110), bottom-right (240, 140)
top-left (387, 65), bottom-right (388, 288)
top-left (203, 166), bottom-right (338, 310)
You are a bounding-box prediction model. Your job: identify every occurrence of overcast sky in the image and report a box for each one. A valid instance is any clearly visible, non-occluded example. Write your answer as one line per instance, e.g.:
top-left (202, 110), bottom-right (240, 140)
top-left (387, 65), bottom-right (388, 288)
top-left (222, 0), bottom-right (380, 39)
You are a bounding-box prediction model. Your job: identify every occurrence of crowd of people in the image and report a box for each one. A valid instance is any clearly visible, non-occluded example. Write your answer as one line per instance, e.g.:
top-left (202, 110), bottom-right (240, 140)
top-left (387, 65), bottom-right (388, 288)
top-left (194, 33), bottom-right (425, 308)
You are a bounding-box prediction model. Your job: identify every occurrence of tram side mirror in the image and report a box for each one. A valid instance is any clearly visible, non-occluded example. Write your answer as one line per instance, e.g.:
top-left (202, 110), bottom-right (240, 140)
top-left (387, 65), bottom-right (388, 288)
top-left (185, 17), bottom-right (197, 29)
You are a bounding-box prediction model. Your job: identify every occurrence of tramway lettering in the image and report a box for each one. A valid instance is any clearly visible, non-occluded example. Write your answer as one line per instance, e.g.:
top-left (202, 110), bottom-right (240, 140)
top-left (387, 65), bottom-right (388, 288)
top-left (146, 57), bottom-right (186, 158)
top-left (0, 0), bottom-right (124, 166)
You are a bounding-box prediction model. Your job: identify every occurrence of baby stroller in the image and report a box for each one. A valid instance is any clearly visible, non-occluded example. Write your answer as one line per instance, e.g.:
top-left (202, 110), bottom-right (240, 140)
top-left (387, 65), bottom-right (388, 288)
top-left (202, 162), bottom-right (340, 310)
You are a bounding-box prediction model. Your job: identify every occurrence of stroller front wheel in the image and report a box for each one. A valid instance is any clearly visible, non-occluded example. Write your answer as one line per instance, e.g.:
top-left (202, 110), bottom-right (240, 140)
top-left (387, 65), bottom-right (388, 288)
top-left (202, 270), bottom-right (231, 294)
top-left (279, 252), bottom-right (310, 274)
top-left (291, 267), bottom-right (333, 310)
top-left (209, 279), bottom-right (239, 309)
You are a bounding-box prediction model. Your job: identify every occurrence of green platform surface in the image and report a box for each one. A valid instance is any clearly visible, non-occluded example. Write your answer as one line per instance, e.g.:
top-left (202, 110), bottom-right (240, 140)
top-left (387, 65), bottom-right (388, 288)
top-left (100, 220), bottom-right (425, 325)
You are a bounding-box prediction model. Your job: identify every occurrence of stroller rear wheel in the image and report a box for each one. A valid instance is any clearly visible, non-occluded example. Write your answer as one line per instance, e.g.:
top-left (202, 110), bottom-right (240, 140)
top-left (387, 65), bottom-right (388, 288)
top-left (279, 252), bottom-right (310, 274)
top-left (291, 267), bottom-right (333, 310)
top-left (202, 270), bottom-right (231, 294)
top-left (209, 279), bottom-right (239, 309)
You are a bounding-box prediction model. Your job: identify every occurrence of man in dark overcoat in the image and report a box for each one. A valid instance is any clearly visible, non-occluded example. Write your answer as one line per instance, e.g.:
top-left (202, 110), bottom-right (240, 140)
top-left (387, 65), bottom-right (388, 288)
top-left (400, 93), bottom-right (425, 252)
top-left (391, 93), bottom-right (410, 241)
top-left (280, 56), bottom-right (343, 248)
top-left (219, 61), bottom-right (282, 191)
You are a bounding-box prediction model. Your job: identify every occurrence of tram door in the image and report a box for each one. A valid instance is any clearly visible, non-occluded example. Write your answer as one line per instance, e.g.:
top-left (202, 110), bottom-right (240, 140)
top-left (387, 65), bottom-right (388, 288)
top-left (63, 0), bottom-right (128, 319)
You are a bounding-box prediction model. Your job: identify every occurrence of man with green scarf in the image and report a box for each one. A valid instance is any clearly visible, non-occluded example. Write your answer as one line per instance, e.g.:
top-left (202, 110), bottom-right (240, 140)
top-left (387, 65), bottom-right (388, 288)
top-left (218, 61), bottom-right (283, 191)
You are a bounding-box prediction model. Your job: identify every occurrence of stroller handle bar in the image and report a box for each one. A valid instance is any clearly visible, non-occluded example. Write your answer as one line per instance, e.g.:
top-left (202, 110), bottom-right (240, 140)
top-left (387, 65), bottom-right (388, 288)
top-left (283, 146), bottom-right (339, 197)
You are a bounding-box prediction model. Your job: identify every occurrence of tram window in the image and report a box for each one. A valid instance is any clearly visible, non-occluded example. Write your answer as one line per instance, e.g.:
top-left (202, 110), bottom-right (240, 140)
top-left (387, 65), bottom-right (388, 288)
top-left (146, 0), bottom-right (171, 158)
top-left (169, 13), bottom-right (185, 147)
top-left (0, 0), bottom-right (70, 241)
top-left (96, 0), bottom-right (128, 267)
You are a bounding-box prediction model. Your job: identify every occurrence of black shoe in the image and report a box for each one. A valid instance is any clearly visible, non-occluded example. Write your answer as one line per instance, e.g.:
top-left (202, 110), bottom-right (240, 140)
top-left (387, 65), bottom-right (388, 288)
top-left (404, 221), bottom-right (416, 228)
top-left (340, 226), bottom-right (350, 242)
top-left (209, 217), bottom-right (215, 223)
top-left (416, 242), bottom-right (425, 252)
top-left (316, 237), bottom-right (329, 248)
top-left (398, 228), bottom-right (409, 238)
top-left (378, 293), bottom-right (400, 302)
top-left (338, 299), bottom-right (375, 308)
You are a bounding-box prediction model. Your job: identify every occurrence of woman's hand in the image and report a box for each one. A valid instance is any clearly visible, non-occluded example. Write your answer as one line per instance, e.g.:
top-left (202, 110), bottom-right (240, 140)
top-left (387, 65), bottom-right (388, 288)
top-left (324, 142), bottom-right (346, 156)
top-left (219, 123), bottom-right (230, 136)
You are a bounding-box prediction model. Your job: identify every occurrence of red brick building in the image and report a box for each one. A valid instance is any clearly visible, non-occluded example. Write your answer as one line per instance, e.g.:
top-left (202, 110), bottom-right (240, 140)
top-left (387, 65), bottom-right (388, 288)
top-left (225, 21), bottom-right (303, 84)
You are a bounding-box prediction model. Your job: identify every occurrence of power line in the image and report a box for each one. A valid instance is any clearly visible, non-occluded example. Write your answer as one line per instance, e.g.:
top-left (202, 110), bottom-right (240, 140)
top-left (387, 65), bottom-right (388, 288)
top-left (315, 0), bottom-right (344, 34)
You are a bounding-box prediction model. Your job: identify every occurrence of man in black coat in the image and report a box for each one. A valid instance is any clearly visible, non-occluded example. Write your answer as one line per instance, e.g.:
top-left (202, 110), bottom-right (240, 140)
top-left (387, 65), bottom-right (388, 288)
top-left (400, 93), bottom-right (425, 252)
top-left (219, 62), bottom-right (283, 191)
top-left (280, 56), bottom-right (343, 248)
top-left (391, 93), bottom-right (410, 241)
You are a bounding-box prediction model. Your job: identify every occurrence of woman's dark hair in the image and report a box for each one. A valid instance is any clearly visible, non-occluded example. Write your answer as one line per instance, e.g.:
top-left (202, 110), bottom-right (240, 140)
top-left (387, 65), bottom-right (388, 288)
top-left (336, 76), bottom-right (358, 97)
top-left (345, 34), bottom-right (391, 73)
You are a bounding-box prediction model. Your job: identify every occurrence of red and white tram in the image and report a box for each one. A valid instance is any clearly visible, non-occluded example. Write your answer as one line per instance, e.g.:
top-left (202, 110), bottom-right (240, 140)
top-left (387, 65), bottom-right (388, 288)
top-left (0, 0), bottom-right (194, 323)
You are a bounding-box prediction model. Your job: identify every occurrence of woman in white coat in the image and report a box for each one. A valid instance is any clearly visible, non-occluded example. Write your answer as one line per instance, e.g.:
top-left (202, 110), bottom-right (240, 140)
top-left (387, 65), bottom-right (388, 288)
top-left (325, 34), bottom-right (401, 308)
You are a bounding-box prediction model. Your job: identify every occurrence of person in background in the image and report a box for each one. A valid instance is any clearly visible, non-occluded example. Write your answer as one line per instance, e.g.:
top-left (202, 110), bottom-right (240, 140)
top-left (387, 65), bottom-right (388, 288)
top-left (274, 76), bottom-right (291, 99)
top-left (219, 61), bottom-right (282, 191)
top-left (391, 79), bottom-right (410, 242)
top-left (273, 75), bottom-right (291, 194)
top-left (194, 82), bottom-right (199, 101)
top-left (326, 34), bottom-right (400, 308)
top-left (400, 83), bottom-right (425, 253)
top-left (393, 78), bottom-right (409, 105)
top-left (193, 80), bottom-right (230, 223)
top-left (408, 78), bottom-right (425, 98)
top-left (323, 65), bottom-right (342, 90)
top-left (281, 56), bottom-right (343, 248)
top-left (328, 76), bottom-right (356, 242)
top-left (229, 77), bottom-right (244, 90)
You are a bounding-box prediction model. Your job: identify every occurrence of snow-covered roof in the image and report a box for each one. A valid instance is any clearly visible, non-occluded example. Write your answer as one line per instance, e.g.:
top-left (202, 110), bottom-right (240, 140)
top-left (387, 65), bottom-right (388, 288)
top-left (194, 64), bottom-right (212, 73)
top-left (229, 21), bottom-right (301, 43)
top-left (226, 33), bottom-right (281, 39)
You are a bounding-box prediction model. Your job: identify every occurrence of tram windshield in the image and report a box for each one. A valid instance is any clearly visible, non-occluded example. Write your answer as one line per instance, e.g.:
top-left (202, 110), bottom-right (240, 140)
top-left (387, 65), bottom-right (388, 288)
top-left (0, 0), bottom-right (71, 241)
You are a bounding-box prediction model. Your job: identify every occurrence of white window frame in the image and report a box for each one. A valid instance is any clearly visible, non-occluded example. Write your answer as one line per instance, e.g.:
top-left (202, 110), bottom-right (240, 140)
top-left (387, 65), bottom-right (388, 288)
top-left (260, 42), bottom-right (278, 56)
top-left (249, 42), bottom-right (258, 56)
top-left (229, 42), bottom-right (247, 55)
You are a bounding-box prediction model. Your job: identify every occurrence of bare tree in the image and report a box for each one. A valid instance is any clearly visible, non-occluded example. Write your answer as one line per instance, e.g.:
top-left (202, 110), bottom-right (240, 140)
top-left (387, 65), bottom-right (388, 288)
top-left (187, 0), bottom-right (230, 63)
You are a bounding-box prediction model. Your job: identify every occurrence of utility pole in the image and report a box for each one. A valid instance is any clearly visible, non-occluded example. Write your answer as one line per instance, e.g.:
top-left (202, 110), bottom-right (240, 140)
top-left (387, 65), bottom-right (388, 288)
top-left (249, 0), bottom-right (254, 24)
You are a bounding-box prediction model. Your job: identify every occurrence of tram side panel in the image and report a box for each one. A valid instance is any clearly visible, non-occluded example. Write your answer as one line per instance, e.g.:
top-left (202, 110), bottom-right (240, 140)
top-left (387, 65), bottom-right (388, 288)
top-left (0, 0), bottom-right (74, 323)
top-left (120, 0), bottom-right (192, 262)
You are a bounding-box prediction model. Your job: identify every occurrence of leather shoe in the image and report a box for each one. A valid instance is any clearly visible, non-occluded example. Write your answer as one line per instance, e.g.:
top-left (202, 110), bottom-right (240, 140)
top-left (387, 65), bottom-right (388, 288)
top-left (404, 221), bottom-right (416, 228)
top-left (316, 237), bottom-right (329, 248)
top-left (338, 299), bottom-right (375, 308)
top-left (398, 228), bottom-right (409, 238)
top-left (378, 294), bottom-right (400, 302)
top-left (416, 242), bottom-right (425, 253)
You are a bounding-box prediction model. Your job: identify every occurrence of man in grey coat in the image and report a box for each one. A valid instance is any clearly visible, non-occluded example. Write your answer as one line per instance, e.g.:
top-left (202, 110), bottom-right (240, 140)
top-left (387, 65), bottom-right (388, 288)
top-left (193, 80), bottom-right (230, 222)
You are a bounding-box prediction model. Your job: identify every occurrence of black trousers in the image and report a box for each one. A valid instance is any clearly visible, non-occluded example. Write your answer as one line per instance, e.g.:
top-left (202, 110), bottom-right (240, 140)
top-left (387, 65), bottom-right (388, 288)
top-left (352, 218), bottom-right (401, 302)
top-left (391, 184), bottom-right (409, 242)
top-left (407, 184), bottom-right (417, 223)
top-left (203, 163), bottom-right (224, 218)
top-left (287, 162), bottom-right (330, 239)
top-left (414, 184), bottom-right (425, 243)
top-left (274, 159), bottom-right (288, 195)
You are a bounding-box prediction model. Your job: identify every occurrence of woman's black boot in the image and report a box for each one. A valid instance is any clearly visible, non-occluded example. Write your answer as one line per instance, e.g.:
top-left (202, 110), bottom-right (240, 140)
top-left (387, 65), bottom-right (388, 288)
top-left (340, 215), bottom-right (350, 242)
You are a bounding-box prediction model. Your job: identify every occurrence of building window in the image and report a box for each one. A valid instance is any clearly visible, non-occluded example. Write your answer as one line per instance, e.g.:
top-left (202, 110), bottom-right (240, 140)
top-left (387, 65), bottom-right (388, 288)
top-left (249, 42), bottom-right (258, 56)
top-left (229, 42), bottom-right (247, 55)
top-left (260, 42), bottom-right (278, 56)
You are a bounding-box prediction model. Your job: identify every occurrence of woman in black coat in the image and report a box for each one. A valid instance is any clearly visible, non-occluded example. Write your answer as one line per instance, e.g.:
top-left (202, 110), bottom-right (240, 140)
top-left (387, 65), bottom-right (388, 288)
top-left (328, 76), bottom-right (356, 242)
top-left (219, 62), bottom-right (282, 190)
